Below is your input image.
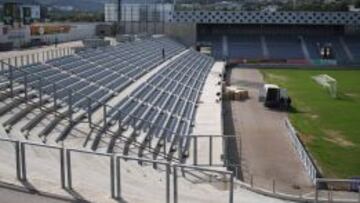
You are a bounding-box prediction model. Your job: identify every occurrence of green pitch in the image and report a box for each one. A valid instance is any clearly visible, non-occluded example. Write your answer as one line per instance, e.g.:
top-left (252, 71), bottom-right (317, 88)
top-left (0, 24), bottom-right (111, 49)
top-left (261, 69), bottom-right (360, 178)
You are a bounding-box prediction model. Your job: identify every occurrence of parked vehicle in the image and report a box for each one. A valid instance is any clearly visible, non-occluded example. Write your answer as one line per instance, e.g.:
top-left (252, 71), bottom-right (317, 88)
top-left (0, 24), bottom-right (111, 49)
top-left (259, 84), bottom-right (291, 110)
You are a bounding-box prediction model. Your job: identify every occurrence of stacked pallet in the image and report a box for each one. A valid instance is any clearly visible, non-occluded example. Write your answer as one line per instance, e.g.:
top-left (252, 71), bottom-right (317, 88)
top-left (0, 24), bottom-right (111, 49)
top-left (224, 86), bottom-right (249, 101)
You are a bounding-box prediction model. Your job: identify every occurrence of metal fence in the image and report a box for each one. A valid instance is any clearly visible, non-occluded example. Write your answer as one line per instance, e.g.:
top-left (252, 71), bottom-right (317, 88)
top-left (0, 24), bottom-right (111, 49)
top-left (0, 47), bottom-right (75, 70)
top-left (315, 179), bottom-right (360, 203)
top-left (285, 118), bottom-right (318, 184)
top-left (0, 137), bottom-right (234, 203)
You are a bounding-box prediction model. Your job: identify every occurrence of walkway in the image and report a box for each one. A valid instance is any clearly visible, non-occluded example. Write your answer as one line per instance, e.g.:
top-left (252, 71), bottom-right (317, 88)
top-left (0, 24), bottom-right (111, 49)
top-left (225, 68), bottom-right (313, 194)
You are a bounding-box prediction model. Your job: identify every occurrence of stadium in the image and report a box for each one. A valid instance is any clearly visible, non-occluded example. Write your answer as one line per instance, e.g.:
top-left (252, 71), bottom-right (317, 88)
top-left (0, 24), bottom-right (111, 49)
top-left (0, 0), bottom-right (359, 202)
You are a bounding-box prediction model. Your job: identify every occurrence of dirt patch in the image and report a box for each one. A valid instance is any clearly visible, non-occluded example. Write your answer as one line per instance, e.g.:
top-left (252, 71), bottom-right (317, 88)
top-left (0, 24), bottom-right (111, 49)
top-left (299, 133), bottom-right (314, 145)
top-left (307, 114), bottom-right (319, 120)
top-left (345, 93), bottom-right (359, 98)
top-left (323, 129), bottom-right (354, 147)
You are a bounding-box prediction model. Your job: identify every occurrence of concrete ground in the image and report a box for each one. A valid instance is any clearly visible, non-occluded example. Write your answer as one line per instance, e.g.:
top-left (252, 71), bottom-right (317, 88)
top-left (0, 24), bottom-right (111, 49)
top-left (0, 181), bottom-right (78, 203)
top-left (225, 67), bottom-right (313, 194)
top-left (191, 62), bottom-right (225, 166)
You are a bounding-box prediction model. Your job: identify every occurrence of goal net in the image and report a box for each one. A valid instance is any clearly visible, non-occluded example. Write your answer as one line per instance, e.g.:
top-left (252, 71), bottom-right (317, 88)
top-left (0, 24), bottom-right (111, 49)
top-left (312, 74), bottom-right (337, 98)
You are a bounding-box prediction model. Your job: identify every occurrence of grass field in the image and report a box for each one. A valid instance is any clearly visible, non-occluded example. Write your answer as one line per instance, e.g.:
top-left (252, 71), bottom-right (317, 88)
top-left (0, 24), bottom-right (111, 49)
top-left (261, 69), bottom-right (360, 178)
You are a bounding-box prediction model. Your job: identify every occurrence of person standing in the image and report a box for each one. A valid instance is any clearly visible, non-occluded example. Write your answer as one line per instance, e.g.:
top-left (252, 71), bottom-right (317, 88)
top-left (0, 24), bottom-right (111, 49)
top-left (55, 36), bottom-right (58, 48)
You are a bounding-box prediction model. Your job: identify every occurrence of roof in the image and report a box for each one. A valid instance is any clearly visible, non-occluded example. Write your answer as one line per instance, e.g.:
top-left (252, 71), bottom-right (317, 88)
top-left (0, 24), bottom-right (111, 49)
top-left (1, 0), bottom-right (38, 5)
top-left (264, 84), bottom-right (279, 89)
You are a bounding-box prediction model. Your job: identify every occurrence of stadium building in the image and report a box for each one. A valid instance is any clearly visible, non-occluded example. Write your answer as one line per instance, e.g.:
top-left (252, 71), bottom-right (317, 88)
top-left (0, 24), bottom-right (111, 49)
top-left (106, 0), bottom-right (360, 66)
top-left (0, 0), bottom-right (359, 202)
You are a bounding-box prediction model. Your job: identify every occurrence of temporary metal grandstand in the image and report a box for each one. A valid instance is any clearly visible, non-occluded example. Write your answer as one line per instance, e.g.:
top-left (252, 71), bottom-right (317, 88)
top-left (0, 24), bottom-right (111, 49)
top-left (0, 37), bottom-right (219, 163)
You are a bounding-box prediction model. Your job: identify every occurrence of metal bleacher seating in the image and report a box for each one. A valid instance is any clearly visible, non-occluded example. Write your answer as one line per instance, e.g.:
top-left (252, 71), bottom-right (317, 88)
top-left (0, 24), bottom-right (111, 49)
top-left (228, 34), bottom-right (263, 60)
top-left (303, 35), bottom-right (349, 63)
top-left (92, 49), bottom-right (214, 160)
top-left (27, 37), bottom-right (185, 109)
top-left (344, 36), bottom-right (360, 62)
top-left (1, 37), bottom-right (186, 145)
top-left (266, 35), bottom-right (304, 60)
top-left (200, 34), bottom-right (359, 64)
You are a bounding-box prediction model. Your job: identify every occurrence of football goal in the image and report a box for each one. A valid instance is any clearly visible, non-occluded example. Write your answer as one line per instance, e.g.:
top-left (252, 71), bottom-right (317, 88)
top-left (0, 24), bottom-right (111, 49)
top-left (312, 74), bottom-right (337, 98)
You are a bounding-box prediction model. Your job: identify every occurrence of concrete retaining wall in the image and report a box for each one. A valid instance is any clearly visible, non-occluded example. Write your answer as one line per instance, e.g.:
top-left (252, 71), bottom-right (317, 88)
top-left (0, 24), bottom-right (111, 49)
top-left (164, 23), bottom-right (197, 47)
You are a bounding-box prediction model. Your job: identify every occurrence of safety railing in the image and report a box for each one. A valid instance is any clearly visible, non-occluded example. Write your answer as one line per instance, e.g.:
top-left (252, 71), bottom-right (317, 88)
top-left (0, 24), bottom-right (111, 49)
top-left (285, 118), bottom-right (318, 184)
top-left (1, 137), bottom-right (359, 203)
top-left (315, 179), bottom-right (360, 203)
top-left (0, 47), bottom-right (75, 70)
top-left (0, 137), bottom-right (234, 203)
top-left (185, 135), bottom-right (241, 180)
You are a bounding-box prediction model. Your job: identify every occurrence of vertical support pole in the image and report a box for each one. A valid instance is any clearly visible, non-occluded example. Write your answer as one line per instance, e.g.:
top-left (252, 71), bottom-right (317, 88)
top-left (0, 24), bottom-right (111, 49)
top-left (222, 136), bottom-right (226, 167)
top-left (230, 173), bottom-right (234, 203)
top-left (66, 150), bottom-right (72, 189)
top-left (21, 56), bottom-right (24, 67)
top-left (46, 50), bottom-right (49, 61)
top-left (166, 164), bottom-right (170, 203)
top-left (193, 137), bottom-right (197, 165)
top-left (15, 56), bottom-right (18, 67)
top-left (250, 174), bottom-right (253, 188)
top-left (173, 166), bottom-right (178, 203)
top-left (53, 83), bottom-right (57, 109)
top-left (110, 156), bottom-right (115, 198)
top-left (9, 65), bottom-right (14, 97)
top-left (88, 98), bottom-right (92, 128)
top-left (209, 136), bottom-right (213, 166)
top-left (315, 180), bottom-right (319, 203)
top-left (68, 89), bottom-right (73, 122)
top-left (60, 147), bottom-right (66, 189)
top-left (24, 72), bottom-right (28, 102)
top-left (38, 78), bottom-right (43, 107)
top-left (15, 141), bottom-right (22, 180)
top-left (177, 137), bottom-right (182, 160)
top-left (26, 55), bottom-right (30, 65)
top-left (7, 58), bottom-right (11, 71)
top-left (20, 143), bottom-right (27, 181)
top-left (0, 60), bottom-right (4, 73)
top-left (116, 157), bottom-right (121, 198)
top-left (272, 179), bottom-right (276, 194)
top-left (31, 54), bottom-right (35, 64)
top-left (37, 52), bottom-right (40, 63)
top-left (103, 105), bottom-right (107, 128)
